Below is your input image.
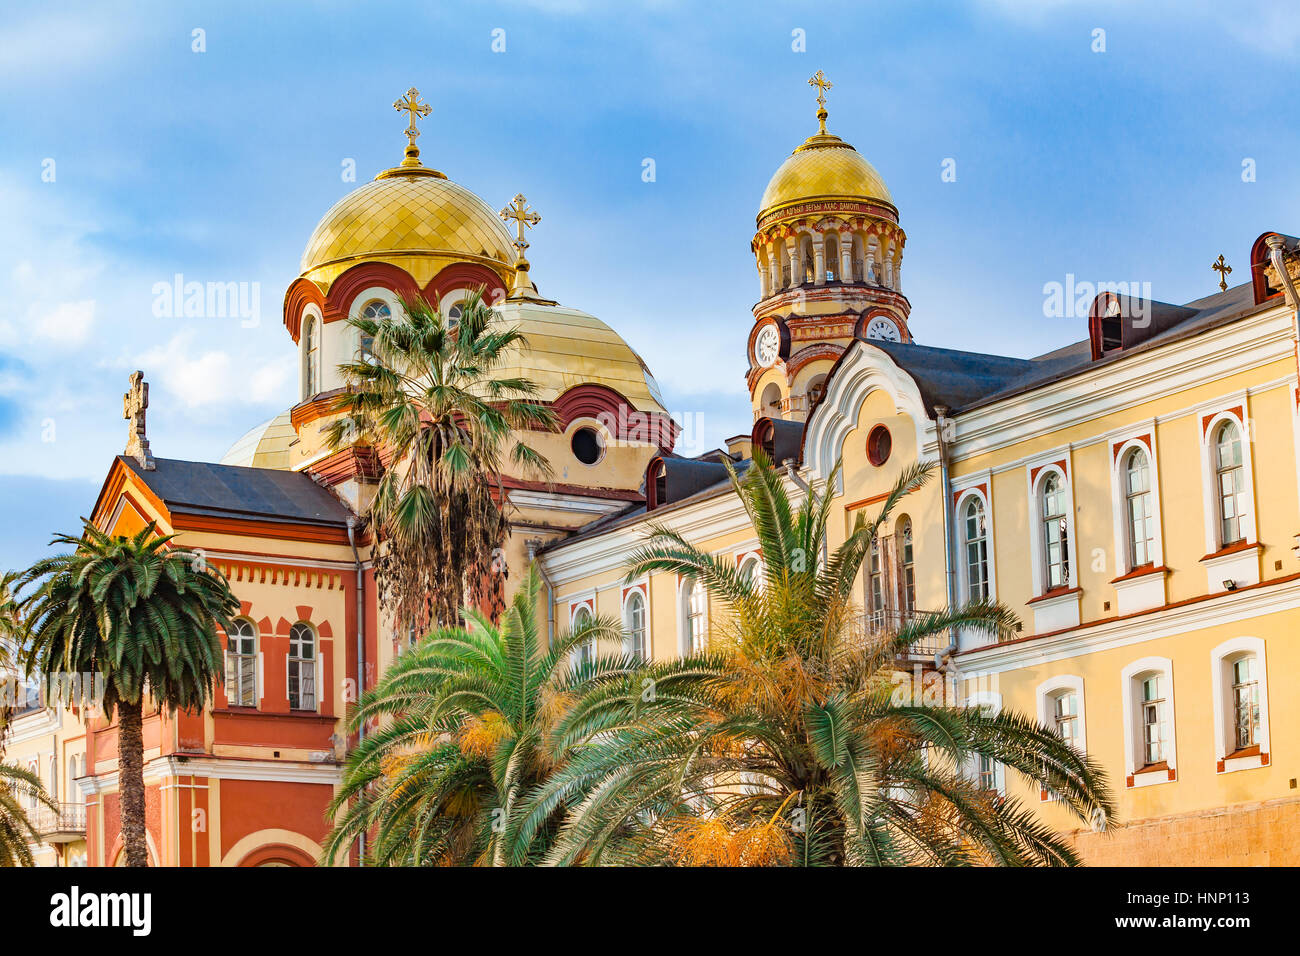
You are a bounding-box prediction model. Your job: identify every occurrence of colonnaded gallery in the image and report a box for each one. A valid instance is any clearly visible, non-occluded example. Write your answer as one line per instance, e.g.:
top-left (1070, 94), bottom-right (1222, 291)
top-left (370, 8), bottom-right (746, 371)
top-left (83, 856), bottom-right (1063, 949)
top-left (7, 77), bottom-right (1300, 866)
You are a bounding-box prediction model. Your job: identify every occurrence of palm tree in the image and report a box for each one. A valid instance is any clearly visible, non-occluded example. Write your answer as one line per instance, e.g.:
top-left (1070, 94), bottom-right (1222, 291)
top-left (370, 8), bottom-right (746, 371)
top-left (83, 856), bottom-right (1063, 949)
top-left (19, 521), bottom-right (240, 866)
top-left (0, 761), bottom-right (56, 867)
top-left (322, 564), bottom-right (625, 866)
top-left (1, 569), bottom-right (23, 738)
top-left (326, 291), bottom-right (555, 630)
top-left (526, 452), bottom-right (1115, 866)
top-left (0, 571), bottom-right (57, 868)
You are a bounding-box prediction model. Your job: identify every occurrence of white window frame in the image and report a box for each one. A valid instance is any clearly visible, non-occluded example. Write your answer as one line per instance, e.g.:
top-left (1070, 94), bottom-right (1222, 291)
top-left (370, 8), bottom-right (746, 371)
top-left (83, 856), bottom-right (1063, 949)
top-left (224, 617), bottom-right (259, 708)
top-left (1198, 403), bottom-right (1258, 554)
top-left (1120, 656), bottom-right (1177, 787)
top-left (300, 307), bottom-right (323, 401)
top-left (1209, 636), bottom-right (1270, 772)
top-left (567, 595), bottom-right (596, 669)
top-left (1108, 429), bottom-right (1165, 577)
top-left (678, 576), bottom-right (708, 656)
top-left (1035, 675), bottom-right (1086, 802)
top-left (621, 583), bottom-right (650, 661)
top-left (287, 622), bottom-right (318, 712)
top-left (1025, 459), bottom-right (1078, 598)
top-left (964, 690), bottom-right (1005, 797)
top-left (954, 486), bottom-right (996, 604)
top-left (735, 546), bottom-right (764, 592)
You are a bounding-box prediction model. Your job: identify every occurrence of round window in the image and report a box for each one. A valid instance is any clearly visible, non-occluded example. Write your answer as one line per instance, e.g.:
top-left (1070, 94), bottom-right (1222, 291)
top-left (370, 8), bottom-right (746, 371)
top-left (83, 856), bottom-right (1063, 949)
top-left (571, 427), bottom-right (604, 465)
top-left (866, 425), bottom-right (892, 466)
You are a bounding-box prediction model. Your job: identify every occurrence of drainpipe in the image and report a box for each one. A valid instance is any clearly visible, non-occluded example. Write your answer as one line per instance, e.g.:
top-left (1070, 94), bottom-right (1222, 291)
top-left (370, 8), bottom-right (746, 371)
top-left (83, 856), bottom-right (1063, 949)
top-left (784, 458), bottom-right (827, 566)
top-left (1265, 235), bottom-right (1300, 561)
top-left (1266, 234), bottom-right (1300, 360)
top-left (526, 538), bottom-right (555, 648)
top-left (346, 516), bottom-right (366, 864)
top-left (783, 458), bottom-right (809, 493)
top-left (932, 406), bottom-right (959, 668)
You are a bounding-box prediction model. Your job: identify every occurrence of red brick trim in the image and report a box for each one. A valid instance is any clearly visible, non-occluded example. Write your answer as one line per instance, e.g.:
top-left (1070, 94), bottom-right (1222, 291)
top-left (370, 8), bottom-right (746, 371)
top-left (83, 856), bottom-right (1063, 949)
top-left (1109, 564), bottom-right (1167, 584)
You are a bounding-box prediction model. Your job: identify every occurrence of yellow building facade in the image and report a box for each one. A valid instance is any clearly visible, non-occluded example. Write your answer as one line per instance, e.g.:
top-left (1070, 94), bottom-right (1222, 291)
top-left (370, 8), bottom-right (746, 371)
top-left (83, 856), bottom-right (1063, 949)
top-left (537, 87), bottom-right (1300, 865)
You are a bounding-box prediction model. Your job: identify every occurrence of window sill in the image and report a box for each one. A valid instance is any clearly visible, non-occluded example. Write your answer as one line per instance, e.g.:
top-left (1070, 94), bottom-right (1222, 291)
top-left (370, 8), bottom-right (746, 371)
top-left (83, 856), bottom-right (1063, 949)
top-left (1026, 586), bottom-right (1081, 606)
top-left (1127, 761), bottom-right (1176, 788)
top-left (1199, 541), bottom-right (1261, 563)
top-left (212, 707), bottom-right (331, 720)
top-left (1109, 564), bottom-right (1167, 584)
top-left (1218, 747), bottom-right (1269, 774)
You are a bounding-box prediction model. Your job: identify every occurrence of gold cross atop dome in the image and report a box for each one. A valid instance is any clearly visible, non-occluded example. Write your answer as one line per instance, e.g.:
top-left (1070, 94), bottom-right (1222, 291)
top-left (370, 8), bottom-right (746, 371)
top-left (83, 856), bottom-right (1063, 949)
top-left (499, 193), bottom-right (554, 304)
top-left (393, 87), bottom-right (432, 166)
top-left (808, 70), bottom-right (833, 134)
top-left (500, 193), bottom-right (541, 256)
top-left (1212, 253), bottom-right (1233, 292)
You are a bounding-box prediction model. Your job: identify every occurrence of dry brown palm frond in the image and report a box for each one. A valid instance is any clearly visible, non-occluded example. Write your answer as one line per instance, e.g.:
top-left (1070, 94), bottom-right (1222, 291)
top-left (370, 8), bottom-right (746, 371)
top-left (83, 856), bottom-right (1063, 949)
top-left (458, 712), bottom-right (514, 758)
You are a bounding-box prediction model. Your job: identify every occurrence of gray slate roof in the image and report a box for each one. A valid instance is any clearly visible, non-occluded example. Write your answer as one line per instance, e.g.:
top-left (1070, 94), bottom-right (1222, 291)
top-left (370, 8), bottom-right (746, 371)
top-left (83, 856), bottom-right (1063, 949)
top-left (872, 280), bottom-right (1264, 415)
top-left (120, 456), bottom-right (353, 528)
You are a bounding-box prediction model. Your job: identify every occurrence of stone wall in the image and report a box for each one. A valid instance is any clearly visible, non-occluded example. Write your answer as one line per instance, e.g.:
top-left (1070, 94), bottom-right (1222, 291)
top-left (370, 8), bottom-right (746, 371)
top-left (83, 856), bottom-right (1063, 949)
top-left (1069, 794), bottom-right (1300, 866)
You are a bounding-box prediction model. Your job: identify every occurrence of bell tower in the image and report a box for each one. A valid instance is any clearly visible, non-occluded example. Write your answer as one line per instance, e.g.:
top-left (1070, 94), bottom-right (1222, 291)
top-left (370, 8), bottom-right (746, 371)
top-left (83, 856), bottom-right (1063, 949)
top-left (747, 72), bottom-right (912, 423)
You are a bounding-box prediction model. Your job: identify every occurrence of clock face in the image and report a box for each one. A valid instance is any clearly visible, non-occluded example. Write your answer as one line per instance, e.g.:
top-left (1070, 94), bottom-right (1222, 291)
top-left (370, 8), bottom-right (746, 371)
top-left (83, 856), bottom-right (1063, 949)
top-left (865, 317), bottom-right (901, 342)
top-left (754, 325), bottom-right (781, 367)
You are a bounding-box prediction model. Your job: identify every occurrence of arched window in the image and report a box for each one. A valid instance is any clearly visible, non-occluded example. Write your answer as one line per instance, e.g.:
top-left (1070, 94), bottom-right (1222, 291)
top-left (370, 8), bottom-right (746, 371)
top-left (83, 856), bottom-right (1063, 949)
top-left (302, 316), bottom-right (318, 398)
top-left (624, 591), bottom-right (647, 661)
top-left (806, 374), bottom-right (827, 408)
top-left (897, 517), bottom-right (915, 614)
top-left (1139, 673), bottom-right (1168, 765)
top-left (962, 496), bottom-right (989, 602)
top-left (1123, 447), bottom-right (1154, 568)
top-left (358, 299), bottom-right (390, 363)
top-left (868, 537), bottom-right (885, 628)
top-left (1214, 421), bottom-right (1246, 546)
top-left (288, 623), bottom-right (316, 711)
top-left (739, 554), bottom-right (762, 589)
top-left (572, 605), bottom-right (595, 669)
top-left (824, 236), bottom-right (839, 281)
top-left (1210, 638), bottom-right (1269, 767)
top-left (1053, 690), bottom-right (1080, 750)
top-left (68, 755), bottom-right (83, 804)
top-left (1230, 654), bottom-right (1261, 750)
top-left (1040, 473), bottom-right (1069, 590)
top-left (225, 618), bottom-right (257, 708)
top-left (760, 383), bottom-right (782, 418)
top-left (683, 578), bottom-right (707, 654)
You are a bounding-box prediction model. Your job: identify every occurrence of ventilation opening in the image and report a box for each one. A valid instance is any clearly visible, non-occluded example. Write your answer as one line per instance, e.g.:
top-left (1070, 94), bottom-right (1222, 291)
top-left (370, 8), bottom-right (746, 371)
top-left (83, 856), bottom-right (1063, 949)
top-left (1101, 315), bottom-right (1122, 352)
top-left (571, 427), bottom-right (603, 465)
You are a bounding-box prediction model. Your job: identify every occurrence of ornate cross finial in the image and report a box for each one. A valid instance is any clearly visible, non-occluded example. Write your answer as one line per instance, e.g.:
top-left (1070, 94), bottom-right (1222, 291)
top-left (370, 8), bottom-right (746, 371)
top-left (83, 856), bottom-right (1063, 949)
top-left (123, 370), bottom-right (155, 470)
top-left (1212, 253), bottom-right (1233, 292)
top-left (498, 193), bottom-right (553, 303)
top-left (500, 193), bottom-right (541, 256)
top-left (808, 70), bottom-right (833, 134)
top-left (393, 87), bottom-right (432, 165)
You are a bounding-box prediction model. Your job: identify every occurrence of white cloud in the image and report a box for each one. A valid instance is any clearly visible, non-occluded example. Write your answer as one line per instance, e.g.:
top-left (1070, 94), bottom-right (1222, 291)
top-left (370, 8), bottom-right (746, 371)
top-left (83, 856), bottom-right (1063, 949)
top-left (30, 300), bottom-right (96, 344)
top-left (131, 332), bottom-right (294, 409)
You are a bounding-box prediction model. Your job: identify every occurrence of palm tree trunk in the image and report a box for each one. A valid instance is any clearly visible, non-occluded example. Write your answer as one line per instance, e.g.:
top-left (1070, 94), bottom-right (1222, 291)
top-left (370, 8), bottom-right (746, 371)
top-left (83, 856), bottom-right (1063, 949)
top-left (117, 700), bottom-right (149, 866)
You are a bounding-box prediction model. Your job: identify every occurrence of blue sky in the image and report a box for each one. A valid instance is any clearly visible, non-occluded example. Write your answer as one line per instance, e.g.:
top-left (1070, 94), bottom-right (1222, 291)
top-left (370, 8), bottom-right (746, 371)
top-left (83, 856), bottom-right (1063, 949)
top-left (1, 0), bottom-right (1297, 570)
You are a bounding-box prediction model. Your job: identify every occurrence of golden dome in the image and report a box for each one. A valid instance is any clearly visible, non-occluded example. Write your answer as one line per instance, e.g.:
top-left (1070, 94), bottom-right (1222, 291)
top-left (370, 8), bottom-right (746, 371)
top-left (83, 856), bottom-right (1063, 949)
top-left (758, 132), bottom-right (893, 223)
top-left (300, 169), bottom-right (516, 283)
top-left (220, 411), bottom-right (294, 470)
top-left (492, 300), bottom-right (668, 413)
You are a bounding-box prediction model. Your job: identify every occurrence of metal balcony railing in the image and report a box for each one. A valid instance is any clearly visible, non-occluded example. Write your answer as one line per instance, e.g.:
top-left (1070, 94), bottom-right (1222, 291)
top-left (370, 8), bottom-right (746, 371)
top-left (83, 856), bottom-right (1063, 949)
top-left (32, 802), bottom-right (86, 842)
top-left (858, 608), bottom-right (948, 661)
